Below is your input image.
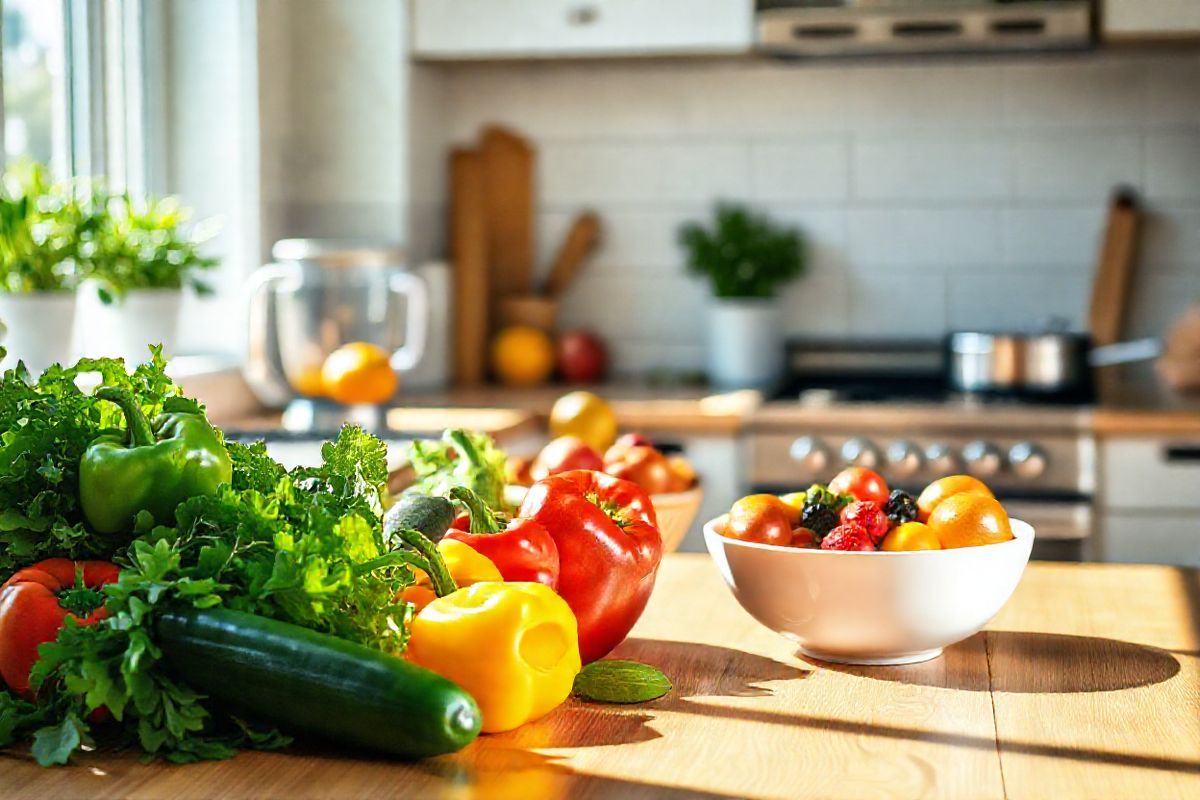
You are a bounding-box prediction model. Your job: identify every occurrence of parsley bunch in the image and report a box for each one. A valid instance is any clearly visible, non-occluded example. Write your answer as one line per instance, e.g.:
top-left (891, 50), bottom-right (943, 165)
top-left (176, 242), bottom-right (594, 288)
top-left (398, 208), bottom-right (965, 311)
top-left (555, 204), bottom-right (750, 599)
top-left (0, 353), bottom-right (417, 765)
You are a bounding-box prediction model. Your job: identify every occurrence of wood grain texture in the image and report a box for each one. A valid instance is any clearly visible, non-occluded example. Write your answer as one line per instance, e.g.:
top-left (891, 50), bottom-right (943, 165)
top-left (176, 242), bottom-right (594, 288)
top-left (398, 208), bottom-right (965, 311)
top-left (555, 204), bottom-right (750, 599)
top-left (3, 558), bottom-right (1198, 799)
top-left (481, 126), bottom-right (535, 302)
top-left (1089, 191), bottom-right (1142, 347)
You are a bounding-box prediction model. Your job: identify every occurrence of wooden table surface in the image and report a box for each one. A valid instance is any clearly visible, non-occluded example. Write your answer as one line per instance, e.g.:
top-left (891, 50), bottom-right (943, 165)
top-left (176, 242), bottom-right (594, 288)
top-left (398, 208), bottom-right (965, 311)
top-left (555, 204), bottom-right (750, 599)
top-left (4, 555), bottom-right (1198, 799)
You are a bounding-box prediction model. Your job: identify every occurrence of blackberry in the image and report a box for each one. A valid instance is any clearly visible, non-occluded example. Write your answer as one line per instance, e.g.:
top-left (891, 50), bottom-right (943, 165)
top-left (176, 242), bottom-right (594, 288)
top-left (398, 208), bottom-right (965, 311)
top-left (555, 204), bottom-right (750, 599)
top-left (801, 502), bottom-right (841, 537)
top-left (884, 490), bottom-right (918, 525)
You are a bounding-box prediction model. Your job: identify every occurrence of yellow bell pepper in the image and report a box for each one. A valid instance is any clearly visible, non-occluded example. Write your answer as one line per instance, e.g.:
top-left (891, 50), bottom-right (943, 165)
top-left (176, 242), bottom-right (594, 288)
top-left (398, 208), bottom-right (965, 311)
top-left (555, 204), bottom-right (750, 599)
top-left (408, 581), bottom-right (581, 733)
top-left (401, 539), bottom-right (503, 613)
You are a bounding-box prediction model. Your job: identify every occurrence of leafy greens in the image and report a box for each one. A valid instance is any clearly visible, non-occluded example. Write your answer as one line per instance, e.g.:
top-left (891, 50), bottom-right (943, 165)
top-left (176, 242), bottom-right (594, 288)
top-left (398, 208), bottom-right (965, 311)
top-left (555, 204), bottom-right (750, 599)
top-left (0, 352), bottom-right (418, 765)
top-left (406, 428), bottom-right (508, 511)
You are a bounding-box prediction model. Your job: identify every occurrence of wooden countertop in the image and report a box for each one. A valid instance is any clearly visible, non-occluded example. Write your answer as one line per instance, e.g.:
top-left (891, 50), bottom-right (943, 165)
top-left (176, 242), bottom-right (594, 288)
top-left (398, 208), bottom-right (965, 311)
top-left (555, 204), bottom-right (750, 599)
top-left (5, 556), bottom-right (1198, 799)
top-left (401, 385), bottom-right (762, 435)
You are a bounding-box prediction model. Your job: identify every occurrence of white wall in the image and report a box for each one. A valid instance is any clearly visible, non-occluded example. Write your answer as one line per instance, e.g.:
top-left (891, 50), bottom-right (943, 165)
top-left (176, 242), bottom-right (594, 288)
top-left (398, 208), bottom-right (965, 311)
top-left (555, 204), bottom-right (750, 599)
top-left (439, 51), bottom-right (1200, 374)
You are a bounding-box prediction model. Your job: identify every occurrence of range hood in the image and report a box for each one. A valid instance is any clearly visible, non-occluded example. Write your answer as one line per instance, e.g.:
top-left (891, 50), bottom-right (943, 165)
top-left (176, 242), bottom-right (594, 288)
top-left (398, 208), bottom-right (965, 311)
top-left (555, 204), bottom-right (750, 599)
top-left (756, 0), bottom-right (1094, 58)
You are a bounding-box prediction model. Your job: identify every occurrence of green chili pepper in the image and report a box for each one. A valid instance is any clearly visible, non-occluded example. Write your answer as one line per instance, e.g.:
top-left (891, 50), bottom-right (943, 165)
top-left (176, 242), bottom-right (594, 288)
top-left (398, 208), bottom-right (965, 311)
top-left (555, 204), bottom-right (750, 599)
top-left (79, 386), bottom-right (232, 534)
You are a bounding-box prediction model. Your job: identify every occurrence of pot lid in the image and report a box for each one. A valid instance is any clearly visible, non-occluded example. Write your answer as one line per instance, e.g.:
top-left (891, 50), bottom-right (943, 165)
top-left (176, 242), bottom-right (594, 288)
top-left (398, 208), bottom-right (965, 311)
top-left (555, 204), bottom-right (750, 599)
top-left (271, 238), bottom-right (404, 268)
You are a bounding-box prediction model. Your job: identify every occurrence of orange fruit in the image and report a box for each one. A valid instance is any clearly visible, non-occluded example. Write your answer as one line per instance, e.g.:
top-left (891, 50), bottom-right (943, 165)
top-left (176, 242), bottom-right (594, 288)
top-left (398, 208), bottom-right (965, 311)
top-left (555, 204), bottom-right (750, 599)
top-left (491, 326), bottom-right (555, 387)
top-left (927, 493), bottom-right (1013, 549)
top-left (321, 342), bottom-right (397, 405)
top-left (881, 521), bottom-right (941, 552)
top-left (290, 363), bottom-right (327, 398)
top-left (549, 390), bottom-right (618, 452)
top-left (916, 475), bottom-right (993, 522)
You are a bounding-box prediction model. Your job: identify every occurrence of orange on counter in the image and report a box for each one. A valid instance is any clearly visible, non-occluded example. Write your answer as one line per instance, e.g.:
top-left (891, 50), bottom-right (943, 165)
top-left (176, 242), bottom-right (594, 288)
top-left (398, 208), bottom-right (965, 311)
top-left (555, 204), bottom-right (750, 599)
top-left (549, 390), bottom-right (617, 452)
top-left (927, 493), bottom-right (1013, 549)
top-left (881, 521), bottom-right (941, 552)
top-left (321, 342), bottom-right (397, 405)
top-left (916, 475), bottom-right (993, 522)
top-left (491, 326), bottom-right (555, 387)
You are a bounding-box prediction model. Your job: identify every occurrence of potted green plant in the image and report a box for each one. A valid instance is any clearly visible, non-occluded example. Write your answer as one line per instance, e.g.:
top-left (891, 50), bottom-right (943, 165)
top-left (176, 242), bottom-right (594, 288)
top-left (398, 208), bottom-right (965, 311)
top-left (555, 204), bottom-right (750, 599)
top-left (75, 189), bottom-right (218, 363)
top-left (679, 203), bottom-right (805, 389)
top-left (0, 163), bottom-right (90, 373)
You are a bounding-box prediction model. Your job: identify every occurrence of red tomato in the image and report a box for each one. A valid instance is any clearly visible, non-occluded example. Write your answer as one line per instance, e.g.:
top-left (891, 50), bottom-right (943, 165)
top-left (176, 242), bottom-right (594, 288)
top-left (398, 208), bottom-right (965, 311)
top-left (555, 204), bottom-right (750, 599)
top-left (828, 467), bottom-right (890, 505)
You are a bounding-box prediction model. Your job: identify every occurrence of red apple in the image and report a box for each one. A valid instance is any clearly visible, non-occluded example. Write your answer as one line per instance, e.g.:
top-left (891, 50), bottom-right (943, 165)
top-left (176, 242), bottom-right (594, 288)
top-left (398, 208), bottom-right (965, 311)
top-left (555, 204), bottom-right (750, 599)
top-left (557, 330), bottom-right (608, 384)
top-left (530, 435), bottom-right (604, 481)
top-left (603, 432), bottom-right (655, 465)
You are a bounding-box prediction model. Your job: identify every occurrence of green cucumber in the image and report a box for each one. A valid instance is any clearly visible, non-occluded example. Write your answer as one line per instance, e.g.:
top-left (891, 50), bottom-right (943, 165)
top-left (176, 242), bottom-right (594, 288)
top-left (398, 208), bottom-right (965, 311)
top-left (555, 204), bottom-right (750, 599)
top-left (385, 494), bottom-right (455, 546)
top-left (156, 607), bottom-right (480, 759)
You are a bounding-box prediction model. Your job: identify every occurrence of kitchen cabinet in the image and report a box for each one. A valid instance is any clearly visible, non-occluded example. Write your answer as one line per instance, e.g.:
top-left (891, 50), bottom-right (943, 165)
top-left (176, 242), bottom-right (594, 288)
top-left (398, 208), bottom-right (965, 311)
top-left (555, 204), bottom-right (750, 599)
top-left (1097, 437), bottom-right (1200, 566)
top-left (1103, 0), bottom-right (1200, 39)
top-left (411, 0), bottom-right (753, 60)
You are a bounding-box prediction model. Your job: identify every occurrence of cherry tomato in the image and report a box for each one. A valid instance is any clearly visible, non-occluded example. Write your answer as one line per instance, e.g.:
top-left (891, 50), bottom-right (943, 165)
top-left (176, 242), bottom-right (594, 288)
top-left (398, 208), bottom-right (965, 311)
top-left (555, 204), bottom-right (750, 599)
top-left (723, 494), bottom-right (795, 546)
top-left (828, 467), bottom-right (890, 505)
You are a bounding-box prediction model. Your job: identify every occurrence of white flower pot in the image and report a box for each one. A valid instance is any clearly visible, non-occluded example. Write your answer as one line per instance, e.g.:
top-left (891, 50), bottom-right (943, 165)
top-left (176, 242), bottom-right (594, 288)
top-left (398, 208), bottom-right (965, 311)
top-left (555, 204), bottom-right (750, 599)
top-left (707, 299), bottom-right (784, 390)
top-left (75, 288), bottom-right (183, 364)
top-left (0, 292), bottom-right (79, 374)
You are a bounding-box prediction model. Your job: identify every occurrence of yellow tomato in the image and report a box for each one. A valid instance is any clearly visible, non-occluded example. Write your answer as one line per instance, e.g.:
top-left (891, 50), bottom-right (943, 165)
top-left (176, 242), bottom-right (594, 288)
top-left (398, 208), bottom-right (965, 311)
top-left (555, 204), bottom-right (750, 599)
top-left (881, 521), bottom-right (941, 552)
top-left (549, 390), bottom-right (617, 453)
top-left (321, 342), bottom-right (397, 405)
top-left (491, 326), bottom-right (555, 387)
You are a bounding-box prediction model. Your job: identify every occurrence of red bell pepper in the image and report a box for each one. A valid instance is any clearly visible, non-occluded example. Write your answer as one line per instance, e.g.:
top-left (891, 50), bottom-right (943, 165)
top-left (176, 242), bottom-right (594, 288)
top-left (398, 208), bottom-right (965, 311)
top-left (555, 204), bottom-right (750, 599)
top-left (0, 558), bottom-right (121, 695)
top-left (518, 469), bottom-right (662, 663)
top-left (443, 487), bottom-right (559, 587)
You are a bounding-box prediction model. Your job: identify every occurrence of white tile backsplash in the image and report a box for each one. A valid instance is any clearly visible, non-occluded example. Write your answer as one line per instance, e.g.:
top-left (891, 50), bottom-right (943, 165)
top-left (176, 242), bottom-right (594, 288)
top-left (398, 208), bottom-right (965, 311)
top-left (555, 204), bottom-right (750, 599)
top-left (1013, 132), bottom-right (1143, 200)
top-left (853, 135), bottom-right (1010, 201)
top-left (441, 51), bottom-right (1200, 371)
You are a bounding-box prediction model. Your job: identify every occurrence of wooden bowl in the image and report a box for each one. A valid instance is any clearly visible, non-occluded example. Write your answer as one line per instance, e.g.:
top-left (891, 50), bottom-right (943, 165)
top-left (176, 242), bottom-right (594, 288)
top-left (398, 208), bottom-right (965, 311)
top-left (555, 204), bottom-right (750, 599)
top-left (496, 295), bottom-right (559, 333)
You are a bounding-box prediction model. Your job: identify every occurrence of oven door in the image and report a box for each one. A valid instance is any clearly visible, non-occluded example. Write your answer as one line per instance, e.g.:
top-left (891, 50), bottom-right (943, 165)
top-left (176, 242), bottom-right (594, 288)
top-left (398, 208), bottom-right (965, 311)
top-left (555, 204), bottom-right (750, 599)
top-left (1002, 499), bottom-right (1092, 561)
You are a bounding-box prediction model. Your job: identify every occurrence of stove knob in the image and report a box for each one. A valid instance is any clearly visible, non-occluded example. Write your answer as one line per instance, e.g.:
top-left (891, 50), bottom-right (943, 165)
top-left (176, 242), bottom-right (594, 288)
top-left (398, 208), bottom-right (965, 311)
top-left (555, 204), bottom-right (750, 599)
top-left (886, 441), bottom-right (923, 477)
top-left (1009, 441), bottom-right (1047, 479)
top-left (841, 437), bottom-right (881, 469)
top-left (789, 436), bottom-right (830, 472)
top-left (962, 440), bottom-right (1003, 477)
top-left (925, 443), bottom-right (959, 474)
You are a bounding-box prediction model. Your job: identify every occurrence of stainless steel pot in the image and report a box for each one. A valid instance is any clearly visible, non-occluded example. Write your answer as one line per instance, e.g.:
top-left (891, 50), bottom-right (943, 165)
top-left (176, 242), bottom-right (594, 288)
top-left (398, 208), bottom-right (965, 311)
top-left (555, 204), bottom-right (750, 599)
top-left (947, 331), bottom-right (1161, 395)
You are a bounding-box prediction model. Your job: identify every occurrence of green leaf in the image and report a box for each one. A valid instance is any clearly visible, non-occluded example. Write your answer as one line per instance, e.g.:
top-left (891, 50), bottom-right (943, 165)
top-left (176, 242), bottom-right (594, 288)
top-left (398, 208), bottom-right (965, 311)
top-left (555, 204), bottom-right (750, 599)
top-left (572, 660), bottom-right (672, 704)
top-left (31, 715), bottom-right (85, 766)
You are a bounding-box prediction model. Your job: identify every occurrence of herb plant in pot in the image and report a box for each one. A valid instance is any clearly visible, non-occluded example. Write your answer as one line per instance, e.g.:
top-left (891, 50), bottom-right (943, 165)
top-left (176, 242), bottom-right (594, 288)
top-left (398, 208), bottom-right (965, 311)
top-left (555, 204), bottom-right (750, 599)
top-left (76, 191), bottom-right (218, 363)
top-left (679, 203), bottom-right (805, 389)
top-left (0, 164), bottom-right (88, 373)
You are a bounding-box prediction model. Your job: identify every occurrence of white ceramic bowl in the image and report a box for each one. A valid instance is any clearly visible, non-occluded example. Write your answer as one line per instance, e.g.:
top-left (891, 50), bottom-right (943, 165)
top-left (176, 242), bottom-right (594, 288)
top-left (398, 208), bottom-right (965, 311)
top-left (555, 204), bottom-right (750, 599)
top-left (704, 517), bottom-right (1034, 665)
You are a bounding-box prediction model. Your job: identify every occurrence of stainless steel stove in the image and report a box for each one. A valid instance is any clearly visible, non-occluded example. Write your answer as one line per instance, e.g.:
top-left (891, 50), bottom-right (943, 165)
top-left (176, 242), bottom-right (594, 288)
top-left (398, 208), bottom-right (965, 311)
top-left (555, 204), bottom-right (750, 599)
top-left (749, 340), bottom-right (1096, 560)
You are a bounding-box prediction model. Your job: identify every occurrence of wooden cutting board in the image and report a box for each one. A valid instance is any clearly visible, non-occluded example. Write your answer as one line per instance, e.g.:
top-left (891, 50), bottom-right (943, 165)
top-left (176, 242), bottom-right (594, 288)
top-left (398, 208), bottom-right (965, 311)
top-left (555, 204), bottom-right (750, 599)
top-left (481, 126), bottom-right (535, 305)
top-left (450, 148), bottom-right (488, 386)
top-left (1089, 189), bottom-right (1141, 347)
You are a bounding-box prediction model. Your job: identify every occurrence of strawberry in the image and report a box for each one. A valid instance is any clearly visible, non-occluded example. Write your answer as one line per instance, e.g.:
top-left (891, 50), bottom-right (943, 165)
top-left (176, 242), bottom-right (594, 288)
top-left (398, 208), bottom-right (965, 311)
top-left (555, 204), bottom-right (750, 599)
top-left (840, 501), bottom-right (890, 544)
top-left (820, 523), bottom-right (875, 551)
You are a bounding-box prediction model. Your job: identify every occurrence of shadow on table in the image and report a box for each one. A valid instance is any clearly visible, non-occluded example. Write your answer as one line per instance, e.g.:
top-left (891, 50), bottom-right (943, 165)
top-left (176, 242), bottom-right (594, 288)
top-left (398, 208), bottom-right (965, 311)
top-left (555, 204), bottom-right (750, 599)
top-left (813, 631), bottom-right (1181, 693)
top-left (479, 638), bottom-right (805, 752)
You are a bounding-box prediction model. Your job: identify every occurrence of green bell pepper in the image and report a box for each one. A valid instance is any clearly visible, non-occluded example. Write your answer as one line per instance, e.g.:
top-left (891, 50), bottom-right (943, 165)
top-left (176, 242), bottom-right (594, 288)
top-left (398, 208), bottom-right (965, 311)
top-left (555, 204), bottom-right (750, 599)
top-left (79, 386), bottom-right (232, 534)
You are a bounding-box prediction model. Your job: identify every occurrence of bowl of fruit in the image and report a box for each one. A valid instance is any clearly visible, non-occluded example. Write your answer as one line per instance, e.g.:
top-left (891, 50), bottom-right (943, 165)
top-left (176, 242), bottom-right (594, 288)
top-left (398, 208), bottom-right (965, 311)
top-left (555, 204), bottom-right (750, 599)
top-left (509, 434), bottom-right (702, 553)
top-left (705, 469), bottom-right (1033, 665)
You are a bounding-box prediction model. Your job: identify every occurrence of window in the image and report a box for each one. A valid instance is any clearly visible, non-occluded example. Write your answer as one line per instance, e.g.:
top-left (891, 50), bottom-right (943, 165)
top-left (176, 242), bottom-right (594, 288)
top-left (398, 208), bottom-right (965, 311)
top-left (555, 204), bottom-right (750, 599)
top-left (1, 0), bottom-right (147, 190)
top-left (2, 0), bottom-right (69, 174)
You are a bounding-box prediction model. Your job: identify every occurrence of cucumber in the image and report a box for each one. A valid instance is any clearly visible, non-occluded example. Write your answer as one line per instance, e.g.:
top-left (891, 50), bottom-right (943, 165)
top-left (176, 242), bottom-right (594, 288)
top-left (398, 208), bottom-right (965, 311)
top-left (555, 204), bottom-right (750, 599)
top-left (384, 494), bottom-right (455, 546)
top-left (156, 607), bottom-right (480, 759)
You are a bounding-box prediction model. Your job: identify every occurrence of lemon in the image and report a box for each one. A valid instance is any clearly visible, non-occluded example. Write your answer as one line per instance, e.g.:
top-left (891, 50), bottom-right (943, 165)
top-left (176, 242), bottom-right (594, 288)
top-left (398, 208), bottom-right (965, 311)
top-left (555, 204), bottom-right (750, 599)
top-left (549, 390), bottom-right (617, 453)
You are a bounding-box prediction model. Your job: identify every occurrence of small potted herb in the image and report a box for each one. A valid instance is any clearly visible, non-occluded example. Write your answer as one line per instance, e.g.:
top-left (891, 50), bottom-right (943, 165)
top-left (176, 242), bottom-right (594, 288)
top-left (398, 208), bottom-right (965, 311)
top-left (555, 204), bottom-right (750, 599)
top-left (679, 203), bottom-right (805, 389)
top-left (0, 163), bottom-right (89, 373)
top-left (76, 190), bottom-right (218, 363)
